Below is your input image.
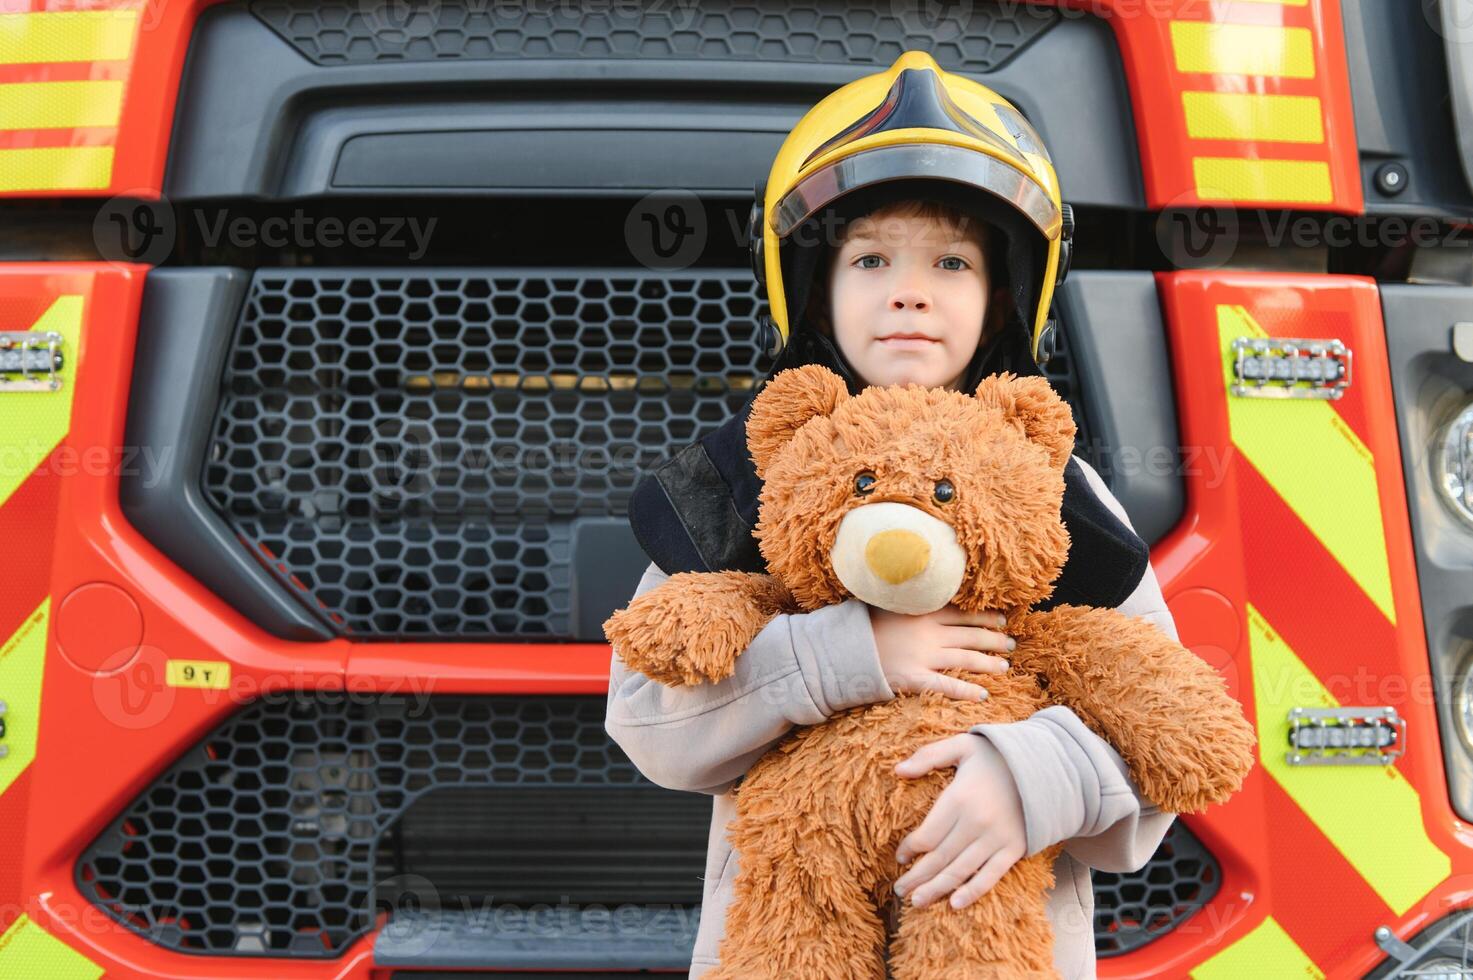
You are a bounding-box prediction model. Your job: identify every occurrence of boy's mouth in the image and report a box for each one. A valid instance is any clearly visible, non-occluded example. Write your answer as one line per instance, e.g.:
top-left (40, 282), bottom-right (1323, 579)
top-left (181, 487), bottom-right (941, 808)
top-left (877, 333), bottom-right (941, 350)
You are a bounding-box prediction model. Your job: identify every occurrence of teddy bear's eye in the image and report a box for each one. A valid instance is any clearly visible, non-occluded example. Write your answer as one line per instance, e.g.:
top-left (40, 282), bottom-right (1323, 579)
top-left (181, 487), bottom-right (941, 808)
top-left (854, 472), bottom-right (877, 496)
top-left (933, 479), bottom-right (956, 504)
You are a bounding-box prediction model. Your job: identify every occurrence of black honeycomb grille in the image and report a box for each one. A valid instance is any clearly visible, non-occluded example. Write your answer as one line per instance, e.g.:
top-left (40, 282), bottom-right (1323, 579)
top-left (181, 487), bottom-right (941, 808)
top-left (75, 694), bottom-right (708, 958)
top-left (202, 269), bottom-right (771, 640)
top-left (202, 270), bottom-right (1091, 640)
top-left (76, 693), bottom-right (1216, 960)
top-left (1094, 820), bottom-right (1221, 956)
top-left (249, 0), bottom-right (1059, 71)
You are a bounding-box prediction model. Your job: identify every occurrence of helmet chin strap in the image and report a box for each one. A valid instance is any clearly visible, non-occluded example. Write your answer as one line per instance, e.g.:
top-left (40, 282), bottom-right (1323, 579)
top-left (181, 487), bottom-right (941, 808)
top-left (762, 316), bottom-right (869, 396)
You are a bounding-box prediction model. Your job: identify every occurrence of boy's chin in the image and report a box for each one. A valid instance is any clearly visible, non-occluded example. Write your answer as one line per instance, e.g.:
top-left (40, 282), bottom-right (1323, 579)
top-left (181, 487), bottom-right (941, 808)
top-left (859, 361), bottom-right (955, 390)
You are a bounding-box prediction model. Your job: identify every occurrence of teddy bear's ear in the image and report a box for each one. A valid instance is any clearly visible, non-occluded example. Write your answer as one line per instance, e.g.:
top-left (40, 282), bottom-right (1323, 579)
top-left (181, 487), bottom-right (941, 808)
top-left (973, 372), bottom-right (1076, 469)
top-left (747, 365), bottom-right (849, 479)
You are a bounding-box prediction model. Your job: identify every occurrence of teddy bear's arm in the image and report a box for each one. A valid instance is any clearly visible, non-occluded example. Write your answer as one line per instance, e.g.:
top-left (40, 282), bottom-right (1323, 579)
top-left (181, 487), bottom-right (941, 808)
top-left (1013, 605), bottom-right (1257, 815)
top-left (602, 571), bottom-right (798, 687)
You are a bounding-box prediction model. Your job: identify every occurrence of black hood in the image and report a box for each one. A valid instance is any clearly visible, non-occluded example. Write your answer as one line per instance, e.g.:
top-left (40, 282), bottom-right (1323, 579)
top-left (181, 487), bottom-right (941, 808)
top-left (626, 350), bottom-right (1150, 611)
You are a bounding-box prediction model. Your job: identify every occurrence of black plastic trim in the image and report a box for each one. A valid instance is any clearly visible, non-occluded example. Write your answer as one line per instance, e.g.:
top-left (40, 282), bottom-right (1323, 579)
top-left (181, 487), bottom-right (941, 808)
top-left (1053, 272), bottom-right (1184, 546)
top-left (165, 3), bottom-right (1141, 209)
top-left (120, 269), bottom-right (335, 640)
top-left (1381, 285), bottom-right (1473, 821)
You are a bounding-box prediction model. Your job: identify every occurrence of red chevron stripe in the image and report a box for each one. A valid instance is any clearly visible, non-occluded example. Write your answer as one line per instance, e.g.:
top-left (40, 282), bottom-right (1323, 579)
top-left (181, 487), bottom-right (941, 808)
top-left (0, 461), bottom-right (59, 642)
top-left (0, 765), bottom-right (32, 936)
top-left (0, 128), bottom-right (117, 150)
top-left (1235, 301), bottom-right (1373, 452)
top-left (1260, 773), bottom-right (1393, 969)
top-left (0, 295), bottom-right (58, 331)
top-left (1234, 461), bottom-right (1413, 780)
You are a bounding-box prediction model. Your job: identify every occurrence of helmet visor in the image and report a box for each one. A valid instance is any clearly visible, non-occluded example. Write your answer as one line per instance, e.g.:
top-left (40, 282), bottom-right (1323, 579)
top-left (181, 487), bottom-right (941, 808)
top-left (772, 142), bottom-right (1061, 243)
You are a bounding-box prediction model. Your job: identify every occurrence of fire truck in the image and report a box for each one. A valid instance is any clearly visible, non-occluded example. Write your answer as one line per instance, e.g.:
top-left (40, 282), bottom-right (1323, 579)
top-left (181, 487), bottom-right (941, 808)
top-left (0, 0), bottom-right (1470, 976)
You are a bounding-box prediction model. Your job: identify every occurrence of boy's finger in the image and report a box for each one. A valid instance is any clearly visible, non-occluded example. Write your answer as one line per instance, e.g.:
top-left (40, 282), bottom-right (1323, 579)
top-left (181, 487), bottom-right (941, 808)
top-left (950, 846), bottom-right (1023, 908)
top-left (944, 624), bottom-right (1016, 654)
top-left (939, 607), bottom-right (1009, 630)
top-left (939, 648), bottom-right (1010, 675)
top-left (919, 671), bottom-right (989, 702)
top-left (895, 807), bottom-right (960, 869)
top-left (910, 838), bottom-right (992, 908)
top-left (895, 732), bottom-right (973, 777)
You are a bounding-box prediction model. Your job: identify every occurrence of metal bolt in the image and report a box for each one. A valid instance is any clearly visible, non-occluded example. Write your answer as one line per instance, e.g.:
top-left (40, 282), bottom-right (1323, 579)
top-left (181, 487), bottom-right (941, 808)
top-left (1375, 162), bottom-right (1409, 196)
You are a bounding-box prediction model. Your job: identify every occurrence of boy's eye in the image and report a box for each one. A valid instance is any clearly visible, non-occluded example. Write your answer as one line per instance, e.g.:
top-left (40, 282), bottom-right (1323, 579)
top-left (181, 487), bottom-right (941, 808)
top-left (855, 255), bottom-right (885, 270)
top-left (938, 256), bottom-right (968, 271)
top-left (854, 471), bottom-right (878, 495)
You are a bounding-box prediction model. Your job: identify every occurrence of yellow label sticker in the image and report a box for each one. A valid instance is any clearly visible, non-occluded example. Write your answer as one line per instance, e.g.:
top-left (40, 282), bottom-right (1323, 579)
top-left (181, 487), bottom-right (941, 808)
top-left (165, 660), bottom-right (231, 690)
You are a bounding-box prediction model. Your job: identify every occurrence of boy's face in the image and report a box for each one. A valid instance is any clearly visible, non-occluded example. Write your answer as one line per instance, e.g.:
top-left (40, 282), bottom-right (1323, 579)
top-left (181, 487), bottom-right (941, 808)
top-left (826, 211), bottom-right (989, 391)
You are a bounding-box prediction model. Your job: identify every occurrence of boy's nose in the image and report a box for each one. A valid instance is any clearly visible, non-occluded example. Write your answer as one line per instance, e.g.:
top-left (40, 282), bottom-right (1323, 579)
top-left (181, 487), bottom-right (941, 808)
top-left (889, 288), bottom-right (929, 311)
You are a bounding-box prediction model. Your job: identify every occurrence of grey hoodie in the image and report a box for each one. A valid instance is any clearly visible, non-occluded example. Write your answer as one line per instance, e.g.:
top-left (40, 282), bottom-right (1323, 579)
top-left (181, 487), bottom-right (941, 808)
top-left (604, 456), bottom-right (1178, 978)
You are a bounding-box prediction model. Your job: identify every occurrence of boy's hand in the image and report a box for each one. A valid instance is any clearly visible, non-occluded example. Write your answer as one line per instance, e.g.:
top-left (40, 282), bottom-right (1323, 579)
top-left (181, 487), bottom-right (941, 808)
top-left (892, 733), bottom-right (1027, 909)
top-left (869, 604), bottom-right (1014, 701)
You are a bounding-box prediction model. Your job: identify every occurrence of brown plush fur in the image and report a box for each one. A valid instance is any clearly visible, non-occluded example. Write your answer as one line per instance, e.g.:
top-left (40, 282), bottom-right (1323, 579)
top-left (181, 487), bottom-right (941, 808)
top-left (604, 365), bottom-right (1257, 978)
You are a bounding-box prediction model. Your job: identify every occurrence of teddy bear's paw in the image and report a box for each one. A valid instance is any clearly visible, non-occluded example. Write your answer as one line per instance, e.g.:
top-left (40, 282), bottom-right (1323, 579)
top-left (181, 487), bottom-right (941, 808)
top-left (603, 572), bottom-right (789, 687)
top-left (1135, 705), bottom-right (1258, 813)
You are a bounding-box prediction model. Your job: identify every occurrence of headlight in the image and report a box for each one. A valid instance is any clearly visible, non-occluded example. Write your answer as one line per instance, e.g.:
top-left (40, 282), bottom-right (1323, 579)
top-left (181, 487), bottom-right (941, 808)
top-left (1438, 402), bottom-right (1473, 529)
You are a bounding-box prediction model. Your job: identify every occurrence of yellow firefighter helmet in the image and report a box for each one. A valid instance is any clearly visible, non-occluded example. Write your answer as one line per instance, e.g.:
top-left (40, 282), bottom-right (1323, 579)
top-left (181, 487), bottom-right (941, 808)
top-left (748, 50), bottom-right (1072, 367)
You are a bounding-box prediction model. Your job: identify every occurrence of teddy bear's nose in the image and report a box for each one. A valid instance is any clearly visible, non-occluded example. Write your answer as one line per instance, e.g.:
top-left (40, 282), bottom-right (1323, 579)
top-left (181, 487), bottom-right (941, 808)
top-left (864, 529), bottom-right (931, 584)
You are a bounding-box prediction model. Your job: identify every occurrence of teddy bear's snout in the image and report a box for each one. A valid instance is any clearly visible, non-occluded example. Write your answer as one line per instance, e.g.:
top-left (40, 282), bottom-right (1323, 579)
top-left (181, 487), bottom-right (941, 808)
top-left (864, 529), bottom-right (930, 584)
top-left (829, 501), bottom-right (968, 615)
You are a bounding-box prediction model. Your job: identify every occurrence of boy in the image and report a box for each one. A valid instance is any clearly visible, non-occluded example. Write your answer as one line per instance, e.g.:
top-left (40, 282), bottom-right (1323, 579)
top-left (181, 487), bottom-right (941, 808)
top-left (607, 53), bottom-right (1177, 978)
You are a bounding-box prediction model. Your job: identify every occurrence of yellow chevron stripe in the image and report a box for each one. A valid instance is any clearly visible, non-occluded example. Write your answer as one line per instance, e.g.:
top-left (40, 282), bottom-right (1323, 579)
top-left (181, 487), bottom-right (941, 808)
top-left (1248, 603), bottom-right (1449, 915)
top-left (1188, 915), bottom-right (1322, 979)
top-left (0, 599), bottom-right (47, 799)
top-left (0, 81), bottom-right (124, 130)
top-left (1170, 22), bottom-right (1315, 78)
top-left (1183, 92), bottom-right (1325, 144)
top-left (0, 913), bottom-right (102, 980)
top-left (1194, 157), bottom-right (1333, 204)
top-left (0, 147), bottom-right (113, 192)
top-left (0, 10), bottom-right (138, 65)
top-left (1218, 305), bottom-right (1395, 621)
top-left (0, 296), bottom-right (83, 507)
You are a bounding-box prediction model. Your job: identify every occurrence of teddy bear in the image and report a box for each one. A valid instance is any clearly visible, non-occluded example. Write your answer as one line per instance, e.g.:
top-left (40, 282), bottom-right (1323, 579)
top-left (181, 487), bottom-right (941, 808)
top-left (603, 364), bottom-right (1257, 979)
